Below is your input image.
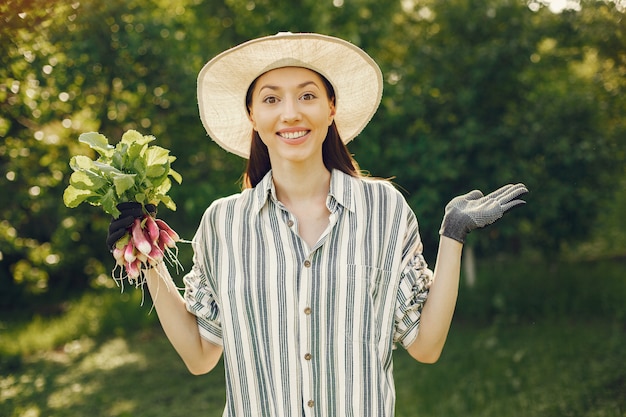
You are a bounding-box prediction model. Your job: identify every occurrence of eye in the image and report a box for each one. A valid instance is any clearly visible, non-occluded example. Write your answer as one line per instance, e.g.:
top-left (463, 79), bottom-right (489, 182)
top-left (300, 92), bottom-right (316, 101)
top-left (262, 95), bottom-right (279, 104)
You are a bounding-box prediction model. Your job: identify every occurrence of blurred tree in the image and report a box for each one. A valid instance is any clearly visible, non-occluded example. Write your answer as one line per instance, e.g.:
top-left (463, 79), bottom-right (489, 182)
top-left (0, 0), bottom-right (624, 310)
top-left (0, 1), bottom-right (99, 308)
top-left (0, 0), bottom-right (243, 309)
top-left (350, 0), bottom-right (625, 258)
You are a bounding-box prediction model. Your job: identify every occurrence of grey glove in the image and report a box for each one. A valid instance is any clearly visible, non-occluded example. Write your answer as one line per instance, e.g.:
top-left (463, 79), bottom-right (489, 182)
top-left (439, 183), bottom-right (528, 243)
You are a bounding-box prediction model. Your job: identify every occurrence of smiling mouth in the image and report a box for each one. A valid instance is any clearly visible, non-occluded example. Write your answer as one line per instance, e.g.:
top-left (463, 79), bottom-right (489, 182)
top-left (278, 130), bottom-right (309, 140)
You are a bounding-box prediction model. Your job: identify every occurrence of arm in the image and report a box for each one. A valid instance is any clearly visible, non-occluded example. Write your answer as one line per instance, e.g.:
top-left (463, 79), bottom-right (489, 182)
top-left (107, 203), bottom-right (223, 374)
top-left (406, 183), bottom-right (528, 363)
top-left (144, 263), bottom-right (223, 375)
top-left (407, 236), bottom-right (462, 363)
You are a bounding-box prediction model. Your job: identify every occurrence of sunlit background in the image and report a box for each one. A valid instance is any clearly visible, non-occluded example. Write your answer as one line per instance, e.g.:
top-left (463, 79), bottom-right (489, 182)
top-left (1, 0), bottom-right (625, 416)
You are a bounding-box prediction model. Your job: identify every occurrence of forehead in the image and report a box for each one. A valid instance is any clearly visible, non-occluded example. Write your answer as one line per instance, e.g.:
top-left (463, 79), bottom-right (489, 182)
top-left (254, 66), bottom-right (326, 88)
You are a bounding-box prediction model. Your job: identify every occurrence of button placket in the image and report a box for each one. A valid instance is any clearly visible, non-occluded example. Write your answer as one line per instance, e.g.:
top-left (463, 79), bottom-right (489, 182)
top-left (299, 254), bottom-right (314, 416)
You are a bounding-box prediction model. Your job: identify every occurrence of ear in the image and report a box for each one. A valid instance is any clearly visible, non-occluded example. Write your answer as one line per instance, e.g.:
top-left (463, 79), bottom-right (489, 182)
top-left (328, 102), bottom-right (336, 126)
top-left (248, 110), bottom-right (257, 131)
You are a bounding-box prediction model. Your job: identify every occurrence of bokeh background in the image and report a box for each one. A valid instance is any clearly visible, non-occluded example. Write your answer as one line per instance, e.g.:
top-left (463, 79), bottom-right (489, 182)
top-left (1, 0), bottom-right (625, 416)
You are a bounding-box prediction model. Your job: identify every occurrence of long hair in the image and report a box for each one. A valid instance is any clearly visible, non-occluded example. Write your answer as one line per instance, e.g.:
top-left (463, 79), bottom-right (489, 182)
top-left (242, 70), bottom-right (361, 189)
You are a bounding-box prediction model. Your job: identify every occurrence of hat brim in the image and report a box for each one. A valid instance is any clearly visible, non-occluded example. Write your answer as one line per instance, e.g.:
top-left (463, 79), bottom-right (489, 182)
top-left (197, 32), bottom-right (383, 158)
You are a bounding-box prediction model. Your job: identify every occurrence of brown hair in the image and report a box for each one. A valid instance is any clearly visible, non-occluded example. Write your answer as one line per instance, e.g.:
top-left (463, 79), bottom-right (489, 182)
top-left (242, 69), bottom-right (361, 189)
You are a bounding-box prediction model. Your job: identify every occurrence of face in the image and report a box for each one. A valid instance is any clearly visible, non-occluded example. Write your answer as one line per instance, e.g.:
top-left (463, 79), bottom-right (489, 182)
top-left (247, 67), bottom-right (336, 167)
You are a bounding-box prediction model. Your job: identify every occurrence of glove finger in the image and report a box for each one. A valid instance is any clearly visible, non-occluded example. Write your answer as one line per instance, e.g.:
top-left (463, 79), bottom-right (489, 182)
top-left (462, 189), bottom-right (484, 200)
top-left (106, 228), bottom-right (129, 249)
top-left (485, 183), bottom-right (520, 200)
top-left (117, 201), bottom-right (142, 211)
top-left (500, 199), bottom-right (526, 213)
top-left (145, 204), bottom-right (157, 217)
top-left (119, 206), bottom-right (143, 219)
top-left (493, 184), bottom-right (528, 205)
top-left (109, 215), bottom-right (135, 233)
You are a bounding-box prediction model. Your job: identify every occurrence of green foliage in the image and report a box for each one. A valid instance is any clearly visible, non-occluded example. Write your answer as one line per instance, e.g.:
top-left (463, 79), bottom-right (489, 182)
top-left (64, 130), bottom-right (181, 216)
top-left (1, 0), bottom-right (625, 309)
top-left (352, 0), bottom-right (626, 256)
top-left (456, 258), bottom-right (626, 322)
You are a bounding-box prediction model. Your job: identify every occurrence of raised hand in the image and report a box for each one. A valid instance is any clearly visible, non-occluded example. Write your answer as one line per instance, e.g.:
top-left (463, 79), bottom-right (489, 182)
top-left (439, 183), bottom-right (528, 243)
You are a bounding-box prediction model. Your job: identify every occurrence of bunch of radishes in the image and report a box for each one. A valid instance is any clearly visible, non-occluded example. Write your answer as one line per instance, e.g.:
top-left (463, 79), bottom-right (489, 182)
top-left (111, 214), bottom-right (180, 284)
top-left (64, 129), bottom-right (184, 289)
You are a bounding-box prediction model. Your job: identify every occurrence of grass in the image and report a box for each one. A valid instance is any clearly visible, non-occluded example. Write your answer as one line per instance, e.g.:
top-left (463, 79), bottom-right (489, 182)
top-left (395, 320), bottom-right (626, 417)
top-left (1, 258), bottom-right (625, 416)
top-left (1, 318), bottom-right (624, 417)
top-left (1, 329), bottom-right (227, 417)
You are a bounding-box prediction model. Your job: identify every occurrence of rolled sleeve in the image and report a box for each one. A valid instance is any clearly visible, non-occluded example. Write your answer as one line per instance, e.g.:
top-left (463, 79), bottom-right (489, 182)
top-left (393, 210), bottom-right (434, 348)
top-left (184, 263), bottom-right (223, 346)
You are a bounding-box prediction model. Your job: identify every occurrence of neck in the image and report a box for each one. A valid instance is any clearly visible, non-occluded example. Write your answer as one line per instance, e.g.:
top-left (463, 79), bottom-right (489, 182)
top-left (271, 160), bottom-right (331, 207)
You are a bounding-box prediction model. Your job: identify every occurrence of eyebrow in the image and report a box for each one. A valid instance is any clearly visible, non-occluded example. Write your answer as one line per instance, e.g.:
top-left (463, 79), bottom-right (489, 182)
top-left (258, 80), bottom-right (320, 93)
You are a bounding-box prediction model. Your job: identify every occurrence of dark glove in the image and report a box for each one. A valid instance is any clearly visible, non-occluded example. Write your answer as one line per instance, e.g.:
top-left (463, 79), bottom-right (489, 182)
top-left (106, 202), bottom-right (157, 250)
top-left (439, 183), bottom-right (528, 243)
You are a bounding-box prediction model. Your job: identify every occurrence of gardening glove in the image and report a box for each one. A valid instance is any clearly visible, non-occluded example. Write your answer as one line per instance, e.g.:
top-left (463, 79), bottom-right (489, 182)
top-left (106, 202), bottom-right (157, 250)
top-left (439, 183), bottom-right (528, 244)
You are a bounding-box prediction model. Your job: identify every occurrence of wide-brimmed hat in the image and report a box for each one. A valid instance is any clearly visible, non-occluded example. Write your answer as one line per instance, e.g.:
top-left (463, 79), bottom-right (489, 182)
top-left (197, 32), bottom-right (383, 158)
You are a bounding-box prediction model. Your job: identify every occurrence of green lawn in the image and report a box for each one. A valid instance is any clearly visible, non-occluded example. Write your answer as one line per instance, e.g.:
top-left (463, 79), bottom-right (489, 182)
top-left (2, 317), bottom-right (624, 417)
top-left (2, 258), bottom-right (625, 416)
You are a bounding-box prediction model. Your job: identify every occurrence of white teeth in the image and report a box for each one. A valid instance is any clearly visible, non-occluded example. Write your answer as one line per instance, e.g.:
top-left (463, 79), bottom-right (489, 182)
top-left (279, 130), bottom-right (308, 139)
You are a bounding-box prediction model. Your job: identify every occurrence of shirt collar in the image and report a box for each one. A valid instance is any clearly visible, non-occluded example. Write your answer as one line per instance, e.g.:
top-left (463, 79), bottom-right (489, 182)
top-left (328, 169), bottom-right (356, 213)
top-left (253, 170), bottom-right (276, 213)
top-left (252, 169), bottom-right (356, 214)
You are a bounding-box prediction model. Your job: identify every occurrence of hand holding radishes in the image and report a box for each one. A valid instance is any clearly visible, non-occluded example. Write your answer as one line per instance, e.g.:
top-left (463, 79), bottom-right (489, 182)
top-left (107, 202), bottom-right (157, 249)
top-left (63, 130), bottom-right (183, 288)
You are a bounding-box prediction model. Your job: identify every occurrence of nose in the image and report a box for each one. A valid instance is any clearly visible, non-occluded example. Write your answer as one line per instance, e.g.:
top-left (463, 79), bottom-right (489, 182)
top-left (280, 97), bottom-right (301, 123)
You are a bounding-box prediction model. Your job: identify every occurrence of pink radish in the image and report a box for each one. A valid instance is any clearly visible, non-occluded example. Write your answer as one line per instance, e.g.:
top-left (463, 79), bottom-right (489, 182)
top-left (132, 218), bottom-right (152, 255)
top-left (147, 245), bottom-right (164, 265)
top-left (126, 259), bottom-right (140, 280)
top-left (137, 251), bottom-right (148, 263)
top-left (155, 219), bottom-right (180, 242)
top-left (145, 215), bottom-right (160, 243)
top-left (124, 240), bottom-right (136, 263)
top-left (112, 246), bottom-right (125, 266)
top-left (159, 229), bottom-right (176, 248)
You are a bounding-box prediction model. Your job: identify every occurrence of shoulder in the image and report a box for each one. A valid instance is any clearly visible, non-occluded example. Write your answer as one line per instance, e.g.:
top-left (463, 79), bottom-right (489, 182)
top-left (355, 176), bottom-right (408, 206)
top-left (341, 175), bottom-right (413, 223)
top-left (201, 189), bottom-right (255, 223)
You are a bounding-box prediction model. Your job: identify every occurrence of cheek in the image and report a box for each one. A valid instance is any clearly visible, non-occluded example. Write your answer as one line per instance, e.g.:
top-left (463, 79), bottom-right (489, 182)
top-left (249, 108), bottom-right (271, 131)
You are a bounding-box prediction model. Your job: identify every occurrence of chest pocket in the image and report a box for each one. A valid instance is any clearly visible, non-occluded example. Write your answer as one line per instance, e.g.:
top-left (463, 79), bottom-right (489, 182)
top-left (342, 264), bottom-right (392, 344)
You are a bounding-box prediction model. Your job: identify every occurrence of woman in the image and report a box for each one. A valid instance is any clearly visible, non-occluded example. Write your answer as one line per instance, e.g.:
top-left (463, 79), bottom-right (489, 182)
top-left (109, 33), bottom-right (527, 416)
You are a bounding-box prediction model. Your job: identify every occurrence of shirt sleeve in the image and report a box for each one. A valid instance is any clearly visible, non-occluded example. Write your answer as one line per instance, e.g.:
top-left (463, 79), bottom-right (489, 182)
top-left (393, 208), bottom-right (434, 349)
top-left (183, 263), bottom-right (223, 346)
top-left (183, 209), bottom-right (223, 346)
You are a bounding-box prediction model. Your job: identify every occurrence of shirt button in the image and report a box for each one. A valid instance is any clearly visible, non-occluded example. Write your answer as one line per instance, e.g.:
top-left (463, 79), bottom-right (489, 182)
top-left (304, 307), bottom-right (312, 315)
top-left (304, 353), bottom-right (312, 360)
top-left (286, 219), bottom-right (294, 227)
top-left (303, 260), bottom-right (311, 268)
top-left (307, 400), bottom-right (315, 408)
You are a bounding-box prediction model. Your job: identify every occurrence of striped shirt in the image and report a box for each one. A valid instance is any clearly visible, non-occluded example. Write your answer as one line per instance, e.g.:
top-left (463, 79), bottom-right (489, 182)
top-left (184, 169), bottom-right (433, 417)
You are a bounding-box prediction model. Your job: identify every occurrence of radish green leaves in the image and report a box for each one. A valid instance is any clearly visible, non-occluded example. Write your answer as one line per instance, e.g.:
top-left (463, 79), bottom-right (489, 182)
top-left (63, 130), bottom-right (182, 218)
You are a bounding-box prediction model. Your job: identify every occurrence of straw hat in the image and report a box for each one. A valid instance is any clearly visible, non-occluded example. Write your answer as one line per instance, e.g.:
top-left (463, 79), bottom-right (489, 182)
top-left (197, 32), bottom-right (383, 158)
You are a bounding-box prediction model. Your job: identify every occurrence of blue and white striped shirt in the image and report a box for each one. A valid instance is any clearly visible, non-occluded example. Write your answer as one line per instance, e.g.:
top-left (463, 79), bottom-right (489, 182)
top-left (184, 169), bottom-right (433, 417)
